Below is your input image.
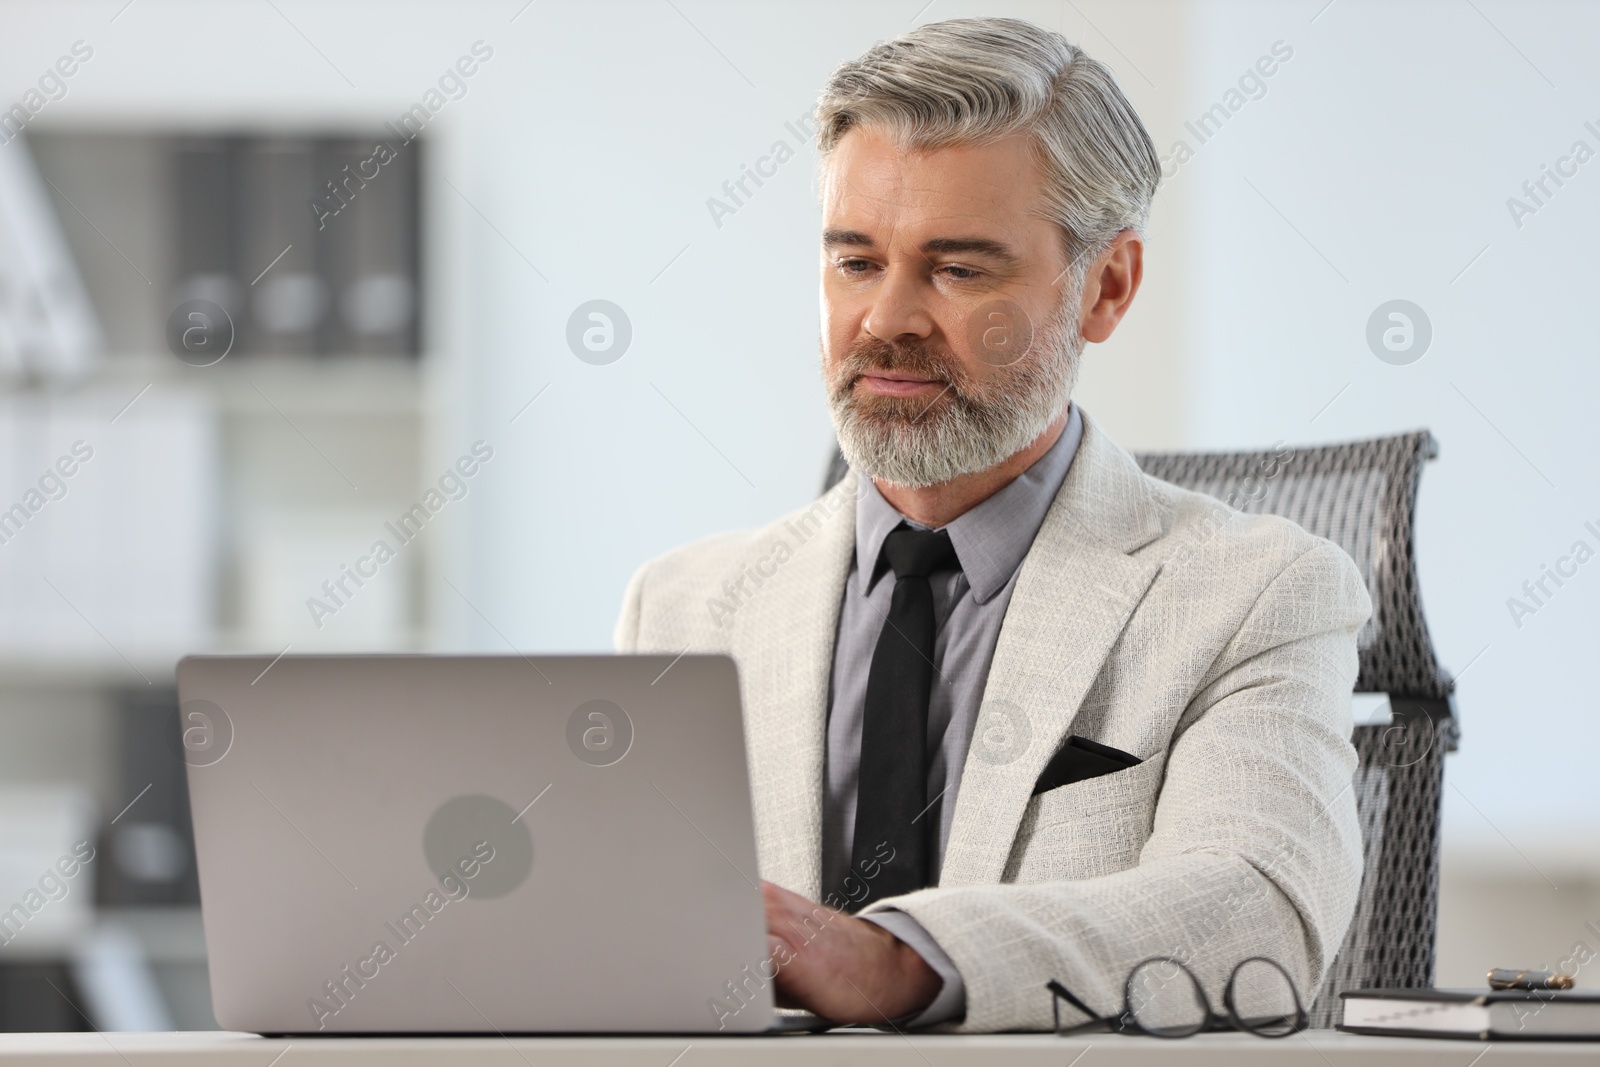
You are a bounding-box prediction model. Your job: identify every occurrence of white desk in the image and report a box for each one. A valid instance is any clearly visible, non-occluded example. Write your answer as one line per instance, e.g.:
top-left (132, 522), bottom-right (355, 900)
top-left (0, 1031), bottom-right (1592, 1065)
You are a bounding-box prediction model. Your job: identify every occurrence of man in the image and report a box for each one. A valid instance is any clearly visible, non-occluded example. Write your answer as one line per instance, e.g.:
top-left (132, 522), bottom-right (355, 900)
top-left (614, 18), bottom-right (1368, 1032)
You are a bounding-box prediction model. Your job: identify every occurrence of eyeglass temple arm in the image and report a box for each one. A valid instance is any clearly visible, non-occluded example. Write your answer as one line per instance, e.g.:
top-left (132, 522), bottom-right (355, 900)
top-left (1045, 979), bottom-right (1102, 1030)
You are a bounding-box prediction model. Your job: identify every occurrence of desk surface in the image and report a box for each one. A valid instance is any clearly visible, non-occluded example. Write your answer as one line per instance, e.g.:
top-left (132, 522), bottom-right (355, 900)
top-left (0, 1030), bottom-right (1593, 1065)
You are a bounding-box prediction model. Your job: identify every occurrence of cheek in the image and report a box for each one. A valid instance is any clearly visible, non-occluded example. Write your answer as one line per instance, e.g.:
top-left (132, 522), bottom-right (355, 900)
top-left (936, 304), bottom-right (997, 382)
top-left (819, 289), bottom-right (856, 361)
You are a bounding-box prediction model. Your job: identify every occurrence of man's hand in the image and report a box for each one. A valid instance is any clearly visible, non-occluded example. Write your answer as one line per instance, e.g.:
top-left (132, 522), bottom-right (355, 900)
top-left (762, 880), bottom-right (942, 1024)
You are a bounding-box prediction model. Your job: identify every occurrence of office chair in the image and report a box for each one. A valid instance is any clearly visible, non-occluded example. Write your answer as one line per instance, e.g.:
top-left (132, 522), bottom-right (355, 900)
top-left (822, 429), bottom-right (1455, 1028)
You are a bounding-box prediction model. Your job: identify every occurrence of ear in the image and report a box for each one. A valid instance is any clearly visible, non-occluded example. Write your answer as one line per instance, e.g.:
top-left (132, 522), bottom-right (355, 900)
top-left (1078, 230), bottom-right (1144, 344)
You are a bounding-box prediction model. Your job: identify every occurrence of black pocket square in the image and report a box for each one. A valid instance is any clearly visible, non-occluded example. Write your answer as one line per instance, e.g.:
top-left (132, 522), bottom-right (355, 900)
top-left (1031, 735), bottom-right (1143, 795)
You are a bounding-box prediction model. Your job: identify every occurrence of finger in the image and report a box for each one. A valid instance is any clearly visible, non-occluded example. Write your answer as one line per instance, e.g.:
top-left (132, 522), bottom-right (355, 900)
top-left (766, 888), bottom-right (829, 948)
top-left (763, 890), bottom-right (804, 945)
top-left (762, 880), bottom-right (810, 915)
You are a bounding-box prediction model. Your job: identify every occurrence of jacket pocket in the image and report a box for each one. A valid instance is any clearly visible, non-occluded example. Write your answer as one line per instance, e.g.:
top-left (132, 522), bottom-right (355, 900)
top-left (1003, 755), bottom-right (1165, 883)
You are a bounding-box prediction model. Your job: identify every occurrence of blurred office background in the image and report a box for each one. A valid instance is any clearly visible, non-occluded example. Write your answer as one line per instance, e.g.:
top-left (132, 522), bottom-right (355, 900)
top-left (0, 0), bottom-right (1595, 1030)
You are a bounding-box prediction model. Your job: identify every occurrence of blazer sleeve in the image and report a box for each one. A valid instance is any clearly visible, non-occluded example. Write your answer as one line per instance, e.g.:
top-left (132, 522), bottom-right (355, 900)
top-left (863, 539), bottom-right (1370, 1033)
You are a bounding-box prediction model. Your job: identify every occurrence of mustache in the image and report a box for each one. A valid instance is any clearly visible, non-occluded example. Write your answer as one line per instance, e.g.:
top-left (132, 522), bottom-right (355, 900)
top-left (834, 336), bottom-right (973, 396)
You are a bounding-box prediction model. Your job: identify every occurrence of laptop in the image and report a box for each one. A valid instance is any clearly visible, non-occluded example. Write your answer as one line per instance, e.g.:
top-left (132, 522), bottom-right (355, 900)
top-left (177, 652), bottom-right (814, 1034)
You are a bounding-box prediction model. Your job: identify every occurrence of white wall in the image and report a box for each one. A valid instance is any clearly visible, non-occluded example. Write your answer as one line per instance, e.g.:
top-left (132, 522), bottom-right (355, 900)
top-left (1181, 0), bottom-right (1600, 855)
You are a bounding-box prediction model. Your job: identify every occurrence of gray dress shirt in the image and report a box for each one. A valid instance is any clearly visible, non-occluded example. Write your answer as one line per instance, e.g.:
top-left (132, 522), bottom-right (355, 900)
top-left (823, 403), bottom-right (1083, 1026)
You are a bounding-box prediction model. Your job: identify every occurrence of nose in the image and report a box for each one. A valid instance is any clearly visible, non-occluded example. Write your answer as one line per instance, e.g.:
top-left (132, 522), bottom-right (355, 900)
top-left (863, 266), bottom-right (934, 344)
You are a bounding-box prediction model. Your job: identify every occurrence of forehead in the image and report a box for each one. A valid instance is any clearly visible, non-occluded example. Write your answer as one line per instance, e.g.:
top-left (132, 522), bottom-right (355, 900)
top-left (821, 126), bottom-right (1049, 242)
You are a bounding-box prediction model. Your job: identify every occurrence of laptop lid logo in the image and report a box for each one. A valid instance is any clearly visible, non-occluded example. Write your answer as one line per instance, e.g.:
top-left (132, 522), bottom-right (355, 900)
top-left (421, 794), bottom-right (533, 899)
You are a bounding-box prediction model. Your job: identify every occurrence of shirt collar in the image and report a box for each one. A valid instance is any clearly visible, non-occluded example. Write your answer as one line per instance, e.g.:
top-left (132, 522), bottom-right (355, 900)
top-left (853, 402), bottom-right (1084, 603)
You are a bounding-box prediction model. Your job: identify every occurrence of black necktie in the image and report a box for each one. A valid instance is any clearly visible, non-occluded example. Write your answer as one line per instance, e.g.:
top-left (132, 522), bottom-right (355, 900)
top-left (849, 522), bottom-right (961, 909)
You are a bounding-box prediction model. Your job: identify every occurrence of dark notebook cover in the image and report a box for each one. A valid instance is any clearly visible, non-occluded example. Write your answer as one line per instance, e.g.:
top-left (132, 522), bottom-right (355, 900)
top-left (1339, 987), bottom-right (1600, 1041)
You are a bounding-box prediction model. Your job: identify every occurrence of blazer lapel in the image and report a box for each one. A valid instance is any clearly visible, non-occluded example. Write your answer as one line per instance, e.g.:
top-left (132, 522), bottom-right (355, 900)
top-left (940, 414), bottom-right (1165, 886)
top-left (729, 472), bottom-right (858, 900)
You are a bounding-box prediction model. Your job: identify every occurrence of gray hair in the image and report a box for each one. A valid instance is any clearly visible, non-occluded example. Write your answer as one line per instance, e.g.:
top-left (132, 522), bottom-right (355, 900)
top-left (814, 17), bottom-right (1160, 266)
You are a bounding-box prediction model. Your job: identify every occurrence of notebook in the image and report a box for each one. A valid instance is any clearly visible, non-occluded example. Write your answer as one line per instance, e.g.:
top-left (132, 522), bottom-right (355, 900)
top-left (1340, 988), bottom-right (1600, 1040)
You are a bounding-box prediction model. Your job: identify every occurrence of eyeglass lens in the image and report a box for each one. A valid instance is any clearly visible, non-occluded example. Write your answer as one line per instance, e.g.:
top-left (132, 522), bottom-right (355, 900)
top-left (1225, 957), bottom-right (1303, 1037)
top-left (1125, 957), bottom-right (1208, 1038)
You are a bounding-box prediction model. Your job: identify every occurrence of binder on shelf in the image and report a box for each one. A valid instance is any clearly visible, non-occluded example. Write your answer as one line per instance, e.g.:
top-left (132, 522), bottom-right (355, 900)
top-left (237, 138), bottom-right (326, 357)
top-left (98, 687), bottom-right (201, 908)
top-left (317, 134), bottom-right (420, 358)
top-left (169, 137), bottom-right (242, 335)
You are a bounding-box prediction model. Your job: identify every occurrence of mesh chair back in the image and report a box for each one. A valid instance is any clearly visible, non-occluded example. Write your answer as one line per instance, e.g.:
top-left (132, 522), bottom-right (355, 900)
top-left (1134, 431), bottom-right (1454, 1027)
top-left (1134, 433), bottom-right (1450, 701)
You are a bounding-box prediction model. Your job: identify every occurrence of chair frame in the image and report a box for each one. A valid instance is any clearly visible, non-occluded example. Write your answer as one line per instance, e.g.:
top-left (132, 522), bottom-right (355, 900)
top-left (1135, 430), bottom-right (1454, 1028)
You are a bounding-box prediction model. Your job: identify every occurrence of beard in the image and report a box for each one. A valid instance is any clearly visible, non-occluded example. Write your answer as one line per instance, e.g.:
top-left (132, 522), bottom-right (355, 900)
top-left (825, 292), bottom-right (1083, 489)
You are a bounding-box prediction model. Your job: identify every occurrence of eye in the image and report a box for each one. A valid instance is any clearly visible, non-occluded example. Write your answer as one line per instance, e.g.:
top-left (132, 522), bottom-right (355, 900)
top-left (836, 257), bottom-right (875, 276)
top-left (940, 264), bottom-right (980, 280)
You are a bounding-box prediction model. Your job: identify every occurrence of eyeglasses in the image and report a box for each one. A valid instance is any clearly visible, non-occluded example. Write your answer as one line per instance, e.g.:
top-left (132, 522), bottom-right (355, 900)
top-left (1047, 956), bottom-right (1308, 1039)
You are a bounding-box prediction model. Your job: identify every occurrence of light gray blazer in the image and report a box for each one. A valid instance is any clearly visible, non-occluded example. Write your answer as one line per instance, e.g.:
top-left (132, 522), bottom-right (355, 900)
top-left (613, 411), bottom-right (1370, 1032)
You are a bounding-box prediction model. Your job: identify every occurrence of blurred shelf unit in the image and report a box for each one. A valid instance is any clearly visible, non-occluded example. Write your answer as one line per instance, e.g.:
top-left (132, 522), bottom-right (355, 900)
top-left (3, 129), bottom-right (440, 675)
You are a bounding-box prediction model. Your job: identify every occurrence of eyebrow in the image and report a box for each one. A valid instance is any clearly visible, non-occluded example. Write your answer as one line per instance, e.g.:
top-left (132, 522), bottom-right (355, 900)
top-left (821, 229), bottom-right (1022, 266)
top-left (822, 228), bottom-right (875, 248)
